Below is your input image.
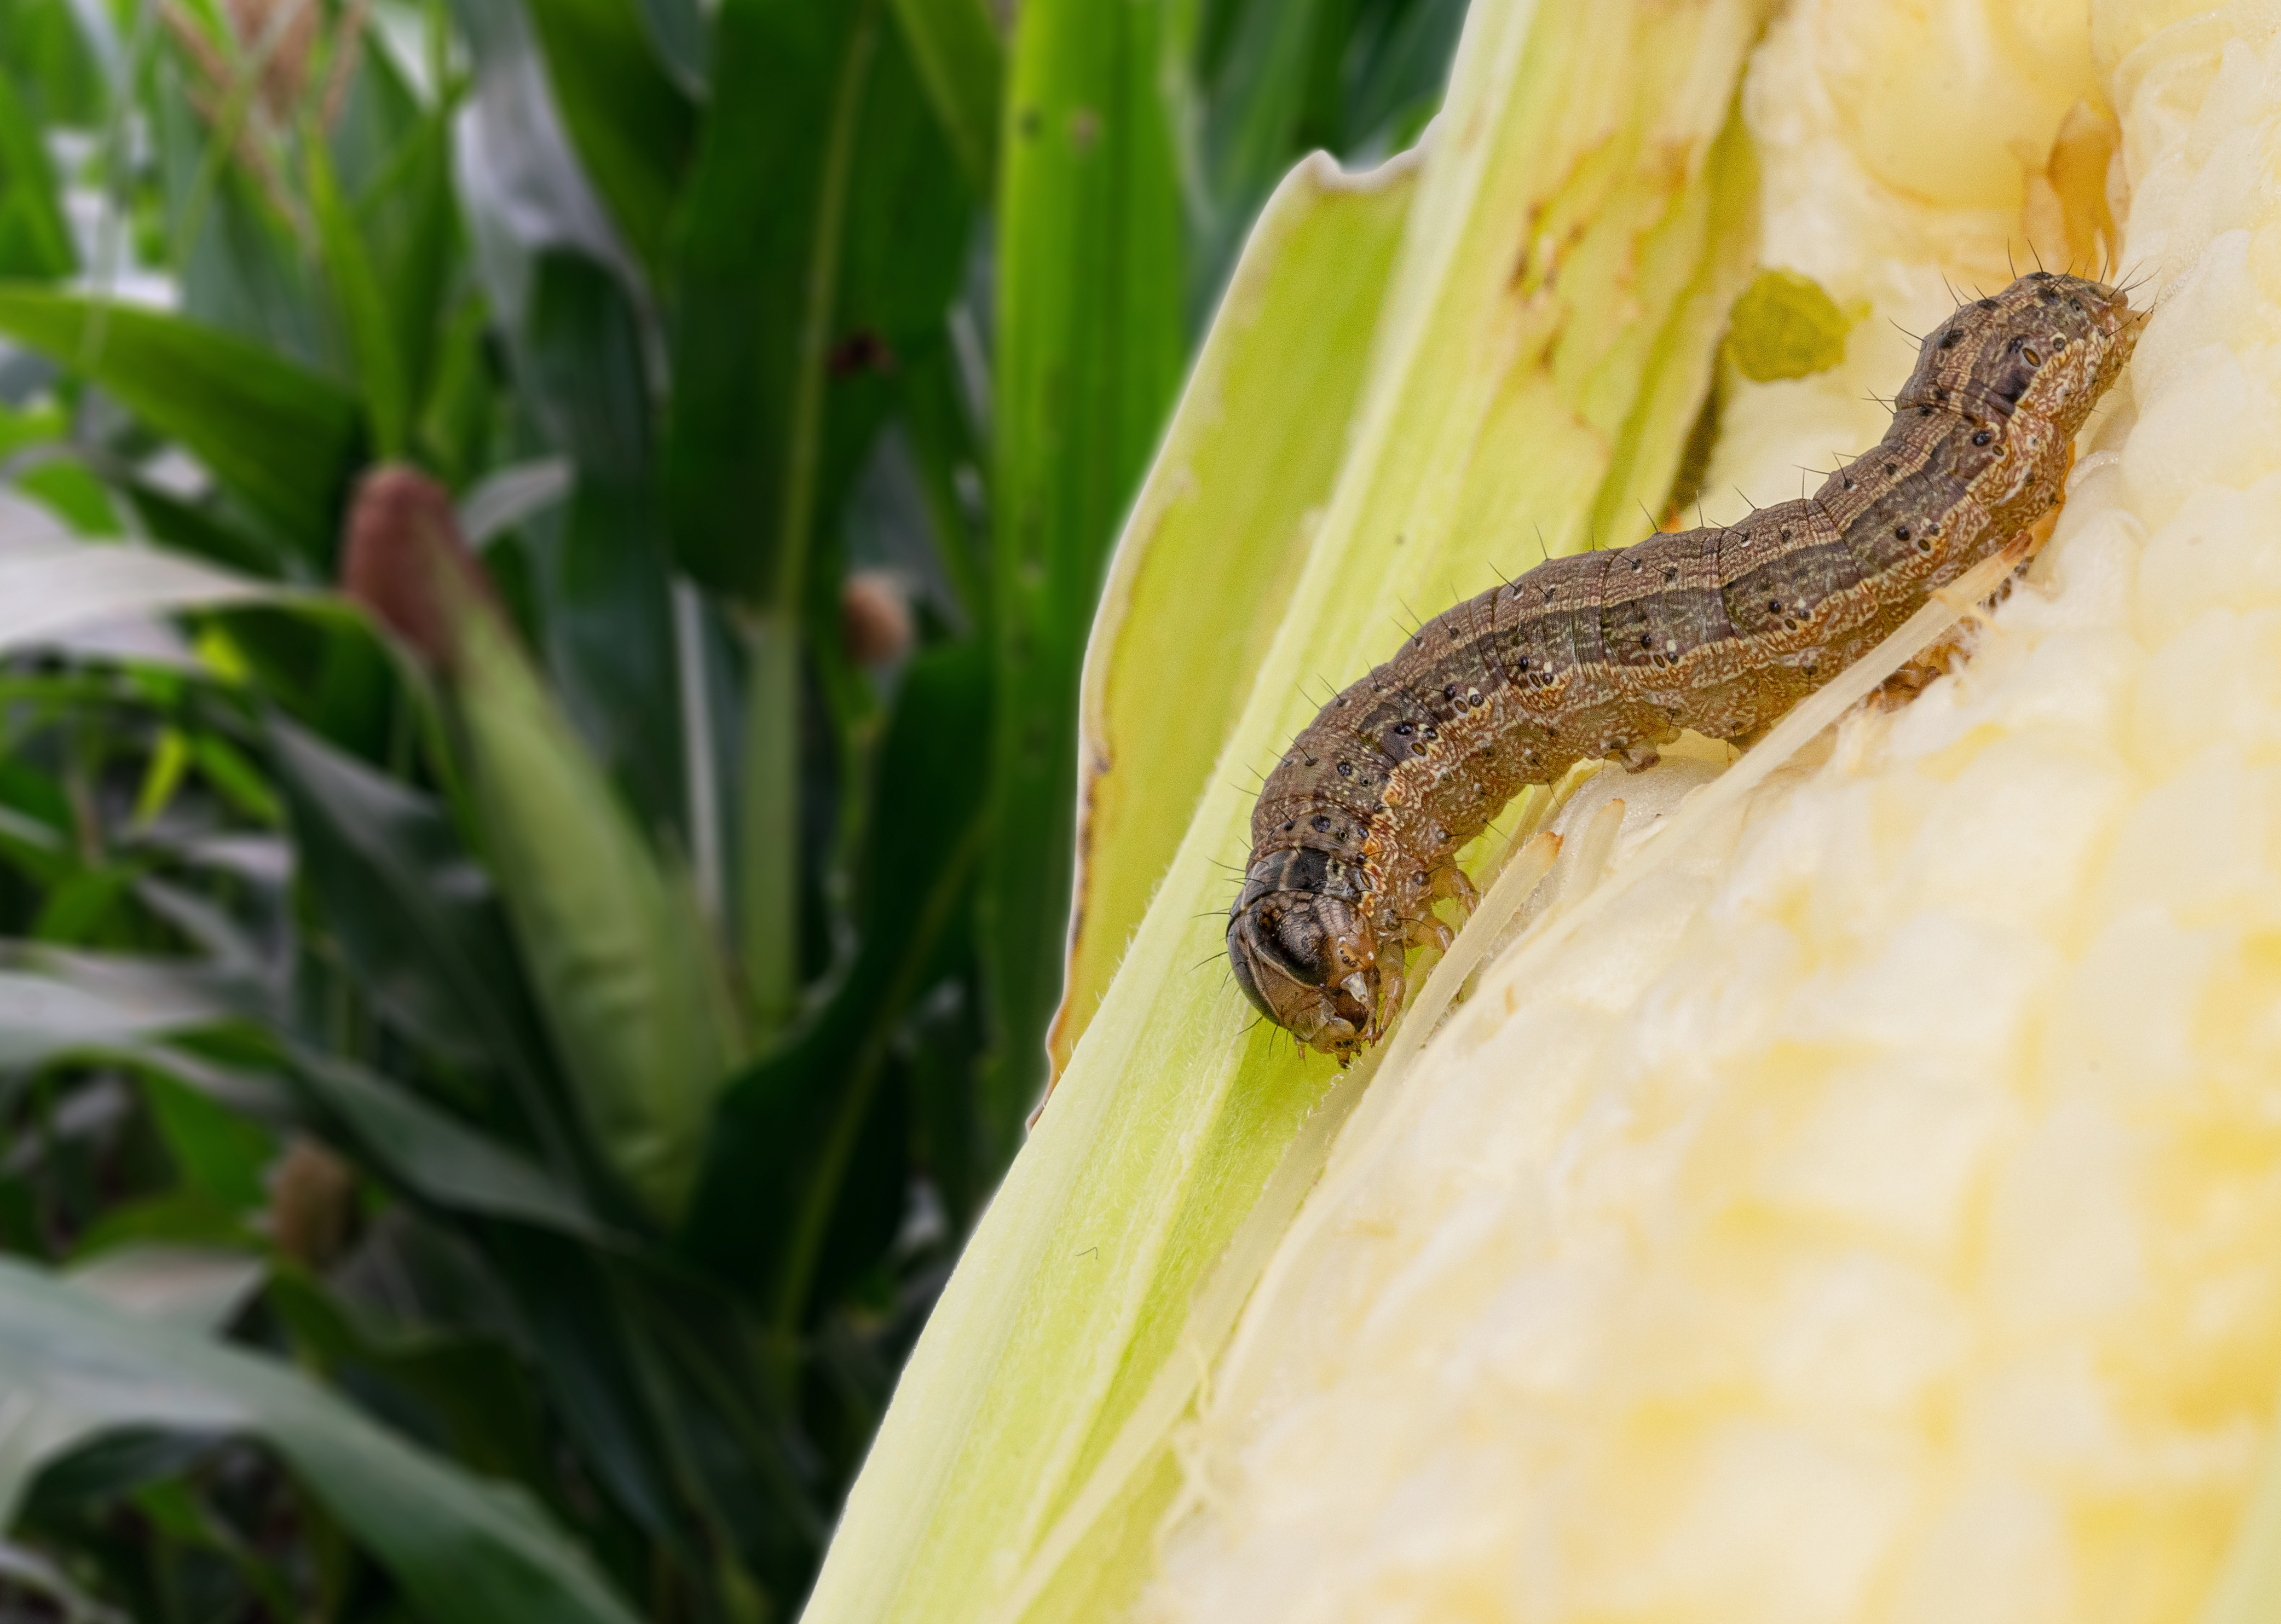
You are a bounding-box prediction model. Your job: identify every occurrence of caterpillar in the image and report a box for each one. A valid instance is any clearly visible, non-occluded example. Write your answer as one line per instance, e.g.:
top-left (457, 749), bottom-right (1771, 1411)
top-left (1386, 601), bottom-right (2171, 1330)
top-left (1229, 270), bottom-right (2141, 1060)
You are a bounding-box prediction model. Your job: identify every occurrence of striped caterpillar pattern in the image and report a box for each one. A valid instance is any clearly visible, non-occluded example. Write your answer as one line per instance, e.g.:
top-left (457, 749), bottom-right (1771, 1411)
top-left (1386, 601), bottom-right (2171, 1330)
top-left (1229, 271), bottom-right (2141, 1059)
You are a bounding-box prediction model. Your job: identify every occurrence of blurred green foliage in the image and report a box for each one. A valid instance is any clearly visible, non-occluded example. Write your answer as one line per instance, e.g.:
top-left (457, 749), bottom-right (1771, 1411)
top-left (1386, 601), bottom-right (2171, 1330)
top-left (0, 0), bottom-right (1460, 1616)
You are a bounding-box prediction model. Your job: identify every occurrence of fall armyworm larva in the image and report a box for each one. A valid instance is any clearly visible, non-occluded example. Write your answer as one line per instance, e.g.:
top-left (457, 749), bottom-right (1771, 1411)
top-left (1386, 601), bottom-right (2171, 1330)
top-left (1229, 271), bottom-right (2141, 1059)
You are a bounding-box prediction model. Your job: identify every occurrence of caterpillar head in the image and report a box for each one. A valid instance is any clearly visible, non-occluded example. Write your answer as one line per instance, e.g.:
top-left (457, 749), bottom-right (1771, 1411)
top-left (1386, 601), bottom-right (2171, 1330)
top-left (1227, 872), bottom-right (1378, 1060)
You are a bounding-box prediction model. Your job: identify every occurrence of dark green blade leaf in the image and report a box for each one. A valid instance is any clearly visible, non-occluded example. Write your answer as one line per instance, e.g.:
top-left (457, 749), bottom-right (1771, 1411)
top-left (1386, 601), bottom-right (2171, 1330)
top-left (267, 719), bottom-right (579, 1176)
top-left (0, 0), bottom-right (103, 127)
top-left (684, 641), bottom-right (989, 1319)
top-left (152, 60), bottom-right (337, 377)
top-left (308, 135), bottom-right (410, 457)
top-left (1339, 0), bottom-right (1466, 152)
top-left (0, 66), bottom-right (74, 279)
top-left (521, 0), bottom-right (696, 279)
top-left (0, 287), bottom-right (363, 552)
top-left (979, 0), bottom-right (1186, 1158)
top-left (264, 1268), bottom-right (555, 1490)
top-left (354, 115), bottom-right (457, 438)
top-left (282, 1045), bottom-right (611, 1243)
top-left (521, 250), bottom-right (684, 839)
top-left (886, 0), bottom-right (1002, 191)
top-left (0, 1256), bottom-right (642, 1624)
top-left (827, 18), bottom-right (978, 508)
top-left (661, 0), bottom-right (867, 606)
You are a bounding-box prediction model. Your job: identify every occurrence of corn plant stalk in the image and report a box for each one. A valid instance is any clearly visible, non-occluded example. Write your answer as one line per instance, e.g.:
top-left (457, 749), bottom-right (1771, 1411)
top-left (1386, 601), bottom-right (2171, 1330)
top-left (802, 3), bottom-right (1768, 1619)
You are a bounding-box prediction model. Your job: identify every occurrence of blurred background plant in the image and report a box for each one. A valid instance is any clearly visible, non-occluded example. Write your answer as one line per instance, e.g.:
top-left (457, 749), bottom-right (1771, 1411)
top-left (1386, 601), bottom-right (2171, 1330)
top-left (0, 0), bottom-right (1462, 1616)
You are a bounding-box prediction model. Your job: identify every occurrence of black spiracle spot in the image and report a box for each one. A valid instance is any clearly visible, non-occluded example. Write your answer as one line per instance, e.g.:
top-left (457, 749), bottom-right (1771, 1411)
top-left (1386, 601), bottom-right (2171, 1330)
top-left (1442, 684), bottom-right (1458, 700)
top-left (1895, 524), bottom-right (1911, 542)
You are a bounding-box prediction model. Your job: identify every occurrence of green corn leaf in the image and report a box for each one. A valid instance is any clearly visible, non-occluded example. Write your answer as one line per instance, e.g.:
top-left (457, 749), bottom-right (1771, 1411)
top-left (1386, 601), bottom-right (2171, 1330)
top-left (280, 1047), bottom-right (613, 1242)
top-left (0, 1256), bottom-right (642, 1624)
top-left (661, 0), bottom-right (873, 605)
top-left (351, 113), bottom-right (456, 432)
top-left (978, 0), bottom-right (1188, 1161)
top-left (151, 61), bottom-right (335, 377)
top-left (268, 719), bottom-right (581, 1178)
top-left (0, 536), bottom-right (280, 655)
top-left (888, 0), bottom-right (1003, 190)
top-left (521, 250), bottom-right (685, 842)
top-left (0, 288), bottom-right (363, 552)
top-left (801, 1), bottom-right (1767, 1617)
top-left (522, 0), bottom-right (697, 280)
top-left (0, 66), bottom-right (74, 279)
top-left (1050, 151), bottom-right (1417, 1078)
top-left (307, 136), bottom-right (411, 458)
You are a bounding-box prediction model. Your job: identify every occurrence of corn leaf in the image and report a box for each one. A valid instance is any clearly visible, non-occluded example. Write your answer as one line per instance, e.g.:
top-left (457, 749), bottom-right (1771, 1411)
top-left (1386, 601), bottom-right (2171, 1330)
top-left (307, 136), bottom-right (410, 458)
top-left (979, 0), bottom-right (1187, 1157)
top-left (0, 541), bottom-right (278, 652)
top-left (0, 1256), bottom-right (641, 1624)
top-left (521, 249), bottom-right (685, 841)
top-left (0, 289), bottom-right (362, 552)
top-left (1049, 151), bottom-right (1419, 1077)
top-left (803, 2), bottom-right (1767, 1619)
top-left (521, 0), bottom-right (695, 279)
top-left (0, 66), bottom-right (73, 279)
top-left (887, 0), bottom-right (1002, 190)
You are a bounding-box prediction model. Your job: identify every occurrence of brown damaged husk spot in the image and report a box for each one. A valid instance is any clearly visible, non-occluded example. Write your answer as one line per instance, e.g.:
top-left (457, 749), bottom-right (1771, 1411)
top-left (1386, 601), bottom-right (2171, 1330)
top-left (340, 465), bottom-right (501, 671)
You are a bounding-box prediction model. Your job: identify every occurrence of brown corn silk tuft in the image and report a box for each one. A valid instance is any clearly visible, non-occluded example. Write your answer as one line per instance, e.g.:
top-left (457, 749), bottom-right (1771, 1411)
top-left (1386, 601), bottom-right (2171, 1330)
top-left (340, 465), bottom-right (499, 670)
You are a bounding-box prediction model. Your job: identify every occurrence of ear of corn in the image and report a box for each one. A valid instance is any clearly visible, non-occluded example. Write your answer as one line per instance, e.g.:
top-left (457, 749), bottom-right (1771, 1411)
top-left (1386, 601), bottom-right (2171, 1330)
top-left (343, 470), bottom-right (744, 1227)
top-left (805, 3), bottom-right (1766, 1619)
top-left (819, 1), bottom-right (2281, 1619)
top-left (1144, 4), bottom-right (2281, 1621)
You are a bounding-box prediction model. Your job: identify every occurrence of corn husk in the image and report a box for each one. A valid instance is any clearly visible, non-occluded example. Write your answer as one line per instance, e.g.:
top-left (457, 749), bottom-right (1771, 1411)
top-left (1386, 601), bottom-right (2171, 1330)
top-left (807, 2), bottom-right (2281, 1621)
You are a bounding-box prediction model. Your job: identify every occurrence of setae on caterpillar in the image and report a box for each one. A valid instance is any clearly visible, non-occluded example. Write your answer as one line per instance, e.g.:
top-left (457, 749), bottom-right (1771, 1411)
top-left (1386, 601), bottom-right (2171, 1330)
top-left (1229, 270), bottom-right (2142, 1060)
